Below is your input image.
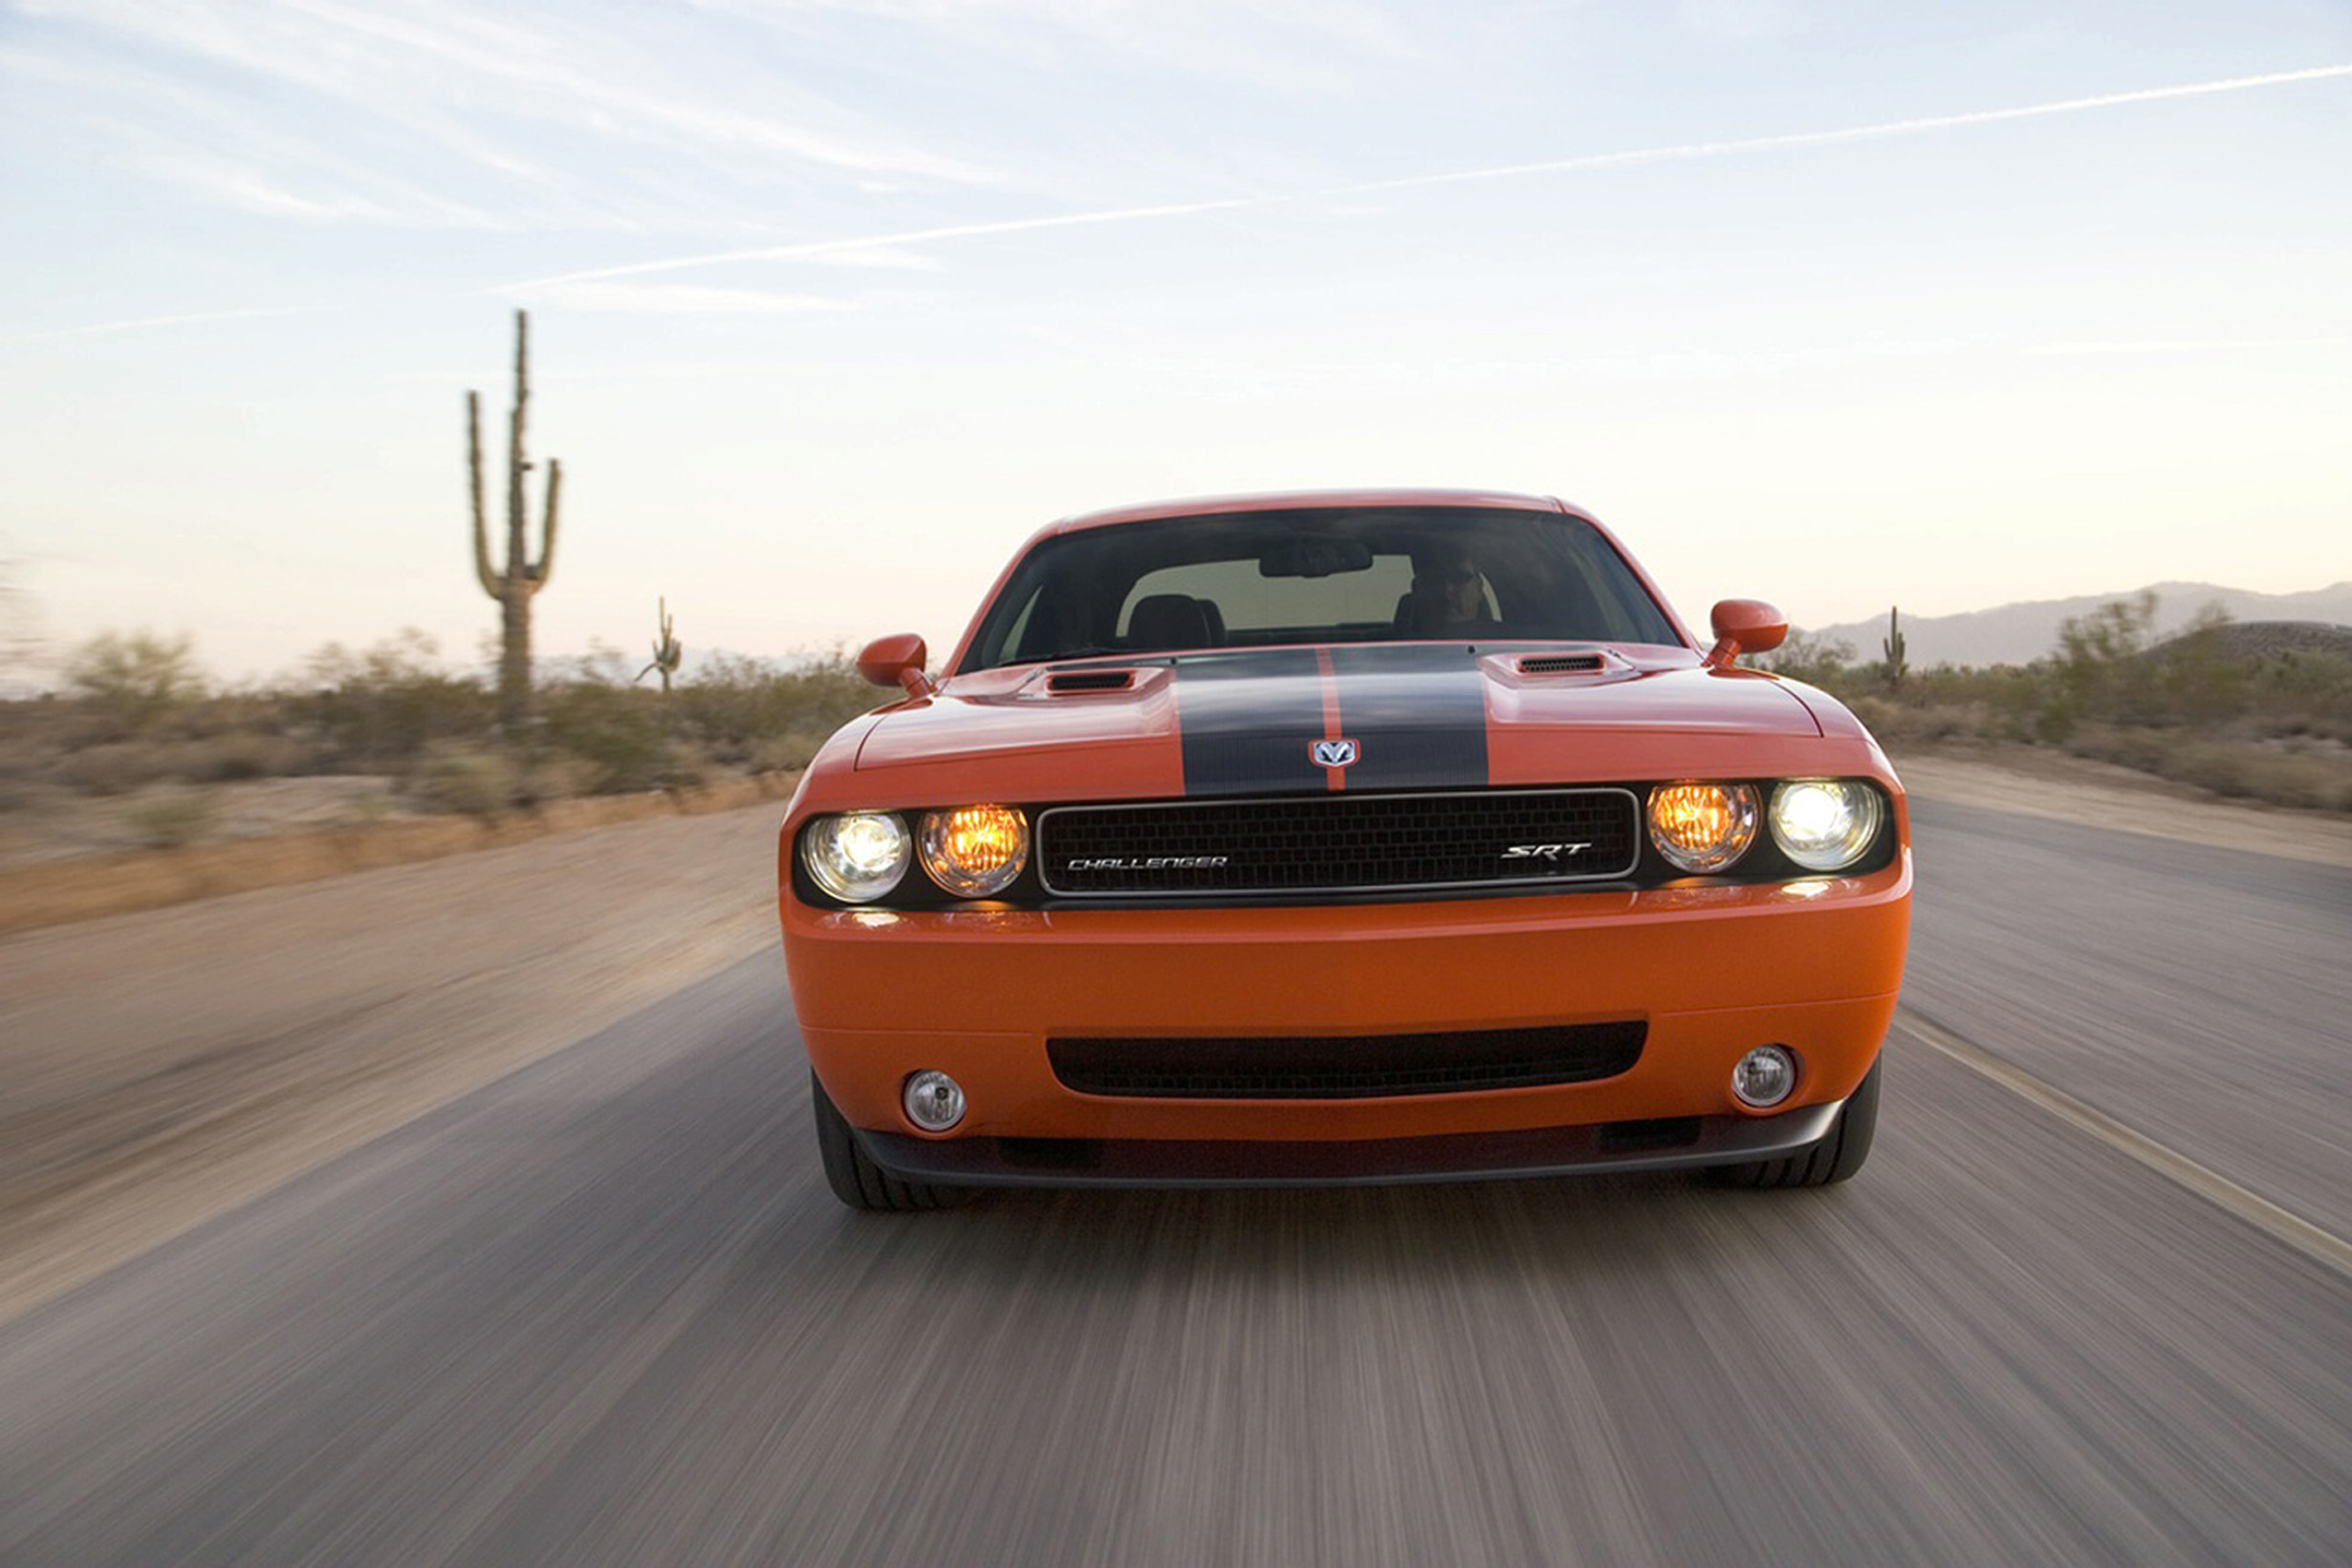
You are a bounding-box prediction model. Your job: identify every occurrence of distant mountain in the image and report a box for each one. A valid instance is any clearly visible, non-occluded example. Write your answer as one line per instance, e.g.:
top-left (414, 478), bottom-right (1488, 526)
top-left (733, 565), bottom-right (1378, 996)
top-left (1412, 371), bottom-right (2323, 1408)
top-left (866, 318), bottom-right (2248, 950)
top-left (1801, 582), bottom-right (2352, 669)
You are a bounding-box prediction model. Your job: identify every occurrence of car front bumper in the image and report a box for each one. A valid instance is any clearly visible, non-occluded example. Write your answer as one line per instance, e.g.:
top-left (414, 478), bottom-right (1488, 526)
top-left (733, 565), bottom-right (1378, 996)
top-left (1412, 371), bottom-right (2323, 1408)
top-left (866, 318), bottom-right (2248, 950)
top-left (853, 1097), bottom-right (1851, 1188)
top-left (782, 854), bottom-right (1909, 1167)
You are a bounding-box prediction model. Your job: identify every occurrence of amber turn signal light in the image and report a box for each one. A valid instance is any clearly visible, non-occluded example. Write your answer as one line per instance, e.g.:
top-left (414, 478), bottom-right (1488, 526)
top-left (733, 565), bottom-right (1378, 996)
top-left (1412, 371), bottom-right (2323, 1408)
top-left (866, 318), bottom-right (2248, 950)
top-left (1647, 782), bottom-right (1760, 873)
top-left (918, 805), bottom-right (1030, 897)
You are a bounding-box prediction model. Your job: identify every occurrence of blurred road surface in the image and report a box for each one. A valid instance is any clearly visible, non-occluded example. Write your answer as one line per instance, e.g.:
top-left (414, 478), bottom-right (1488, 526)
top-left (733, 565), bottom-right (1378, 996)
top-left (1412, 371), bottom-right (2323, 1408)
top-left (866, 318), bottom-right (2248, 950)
top-left (1, 796), bottom-right (2347, 1565)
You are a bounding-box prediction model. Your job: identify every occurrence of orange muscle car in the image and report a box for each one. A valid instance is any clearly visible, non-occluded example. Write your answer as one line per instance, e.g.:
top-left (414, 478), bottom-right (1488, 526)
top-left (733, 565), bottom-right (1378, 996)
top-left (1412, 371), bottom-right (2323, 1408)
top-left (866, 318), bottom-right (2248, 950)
top-left (778, 489), bottom-right (1910, 1209)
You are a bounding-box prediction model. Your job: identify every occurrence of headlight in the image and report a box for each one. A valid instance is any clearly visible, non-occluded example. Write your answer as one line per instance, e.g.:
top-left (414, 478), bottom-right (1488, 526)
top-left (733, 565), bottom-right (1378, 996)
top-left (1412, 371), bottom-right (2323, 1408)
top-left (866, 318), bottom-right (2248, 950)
top-left (802, 812), bottom-right (910, 903)
top-left (1770, 779), bottom-right (1884, 872)
top-left (919, 804), bottom-right (1030, 898)
top-left (1648, 782), bottom-right (1759, 873)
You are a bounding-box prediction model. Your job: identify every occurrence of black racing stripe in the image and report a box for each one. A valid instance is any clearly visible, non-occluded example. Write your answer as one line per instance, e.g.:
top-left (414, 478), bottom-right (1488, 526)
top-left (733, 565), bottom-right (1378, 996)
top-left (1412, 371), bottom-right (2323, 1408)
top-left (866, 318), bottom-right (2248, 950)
top-left (1327, 643), bottom-right (1492, 790)
top-left (1174, 649), bottom-right (1328, 796)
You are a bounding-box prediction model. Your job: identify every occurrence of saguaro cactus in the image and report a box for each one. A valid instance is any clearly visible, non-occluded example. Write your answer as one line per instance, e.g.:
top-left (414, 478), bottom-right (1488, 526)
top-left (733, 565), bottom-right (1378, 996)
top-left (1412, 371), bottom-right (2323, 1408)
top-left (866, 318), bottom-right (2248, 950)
top-left (639, 597), bottom-right (684, 694)
top-left (1883, 605), bottom-right (1907, 692)
top-left (468, 310), bottom-right (561, 730)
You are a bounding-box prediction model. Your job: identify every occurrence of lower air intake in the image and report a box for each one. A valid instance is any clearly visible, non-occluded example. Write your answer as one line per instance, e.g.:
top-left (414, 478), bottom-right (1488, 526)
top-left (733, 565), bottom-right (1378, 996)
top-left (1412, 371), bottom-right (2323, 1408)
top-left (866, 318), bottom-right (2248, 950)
top-left (1048, 1021), bottom-right (1645, 1100)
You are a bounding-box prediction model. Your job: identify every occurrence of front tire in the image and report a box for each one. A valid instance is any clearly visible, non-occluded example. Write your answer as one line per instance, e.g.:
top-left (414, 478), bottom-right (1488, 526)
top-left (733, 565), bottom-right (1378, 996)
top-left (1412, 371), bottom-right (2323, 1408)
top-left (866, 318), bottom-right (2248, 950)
top-left (811, 1070), bottom-right (969, 1210)
top-left (1708, 1057), bottom-right (1881, 1189)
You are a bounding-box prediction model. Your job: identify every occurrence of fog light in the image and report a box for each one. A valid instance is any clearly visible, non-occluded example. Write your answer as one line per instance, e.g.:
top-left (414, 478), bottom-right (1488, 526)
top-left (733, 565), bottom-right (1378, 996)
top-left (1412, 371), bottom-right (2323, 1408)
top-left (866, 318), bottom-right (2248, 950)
top-left (1731, 1046), bottom-right (1797, 1109)
top-left (903, 1070), bottom-right (966, 1132)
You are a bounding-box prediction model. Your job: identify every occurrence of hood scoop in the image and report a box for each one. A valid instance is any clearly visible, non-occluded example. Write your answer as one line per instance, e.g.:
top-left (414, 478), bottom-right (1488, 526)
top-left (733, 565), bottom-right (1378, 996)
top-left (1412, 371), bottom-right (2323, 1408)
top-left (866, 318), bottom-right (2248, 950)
top-left (1046, 669), bottom-right (1138, 693)
top-left (1515, 651), bottom-right (1610, 676)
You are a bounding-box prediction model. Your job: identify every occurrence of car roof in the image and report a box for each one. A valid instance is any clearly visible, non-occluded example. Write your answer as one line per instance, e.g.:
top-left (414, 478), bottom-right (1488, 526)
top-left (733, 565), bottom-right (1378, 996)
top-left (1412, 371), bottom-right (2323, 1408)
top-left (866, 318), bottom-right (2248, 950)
top-left (1042, 488), bottom-right (1579, 535)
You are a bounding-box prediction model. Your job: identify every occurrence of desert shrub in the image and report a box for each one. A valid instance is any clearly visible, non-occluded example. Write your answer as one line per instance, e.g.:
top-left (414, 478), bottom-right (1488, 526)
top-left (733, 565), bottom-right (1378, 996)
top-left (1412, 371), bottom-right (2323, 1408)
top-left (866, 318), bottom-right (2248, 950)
top-left (2041, 592), bottom-right (2166, 736)
top-left (2145, 609), bottom-right (2252, 725)
top-left (179, 730), bottom-right (316, 782)
top-left (0, 696), bottom-right (65, 774)
top-left (670, 651), bottom-right (875, 766)
top-left (1845, 695), bottom-right (1987, 746)
top-left (2149, 740), bottom-right (2351, 812)
top-left (63, 630), bottom-right (207, 737)
top-left (405, 743), bottom-right (523, 819)
top-left (2060, 724), bottom-right (2194, 785)
top-left (0, 775), bottom-right (56, 813)
top-left (538, 677), bottom-right (684, 793)
top-left (60, 741), bottom-right (179, 795)
top-left (123, 787), bottom-right (220, 849)
top-left (747, 727), bottom-right (845, 773)
top-left (61, 731), bottom-right (327, 793)
top-left (1753, 631), bottom-right (1857, 689)
top-left (2243, 650), bottom-right (2352, 744)
top-left (510, 753), bottom-right (599, 805)
top-left (293, 630), bottom-right (494, 767)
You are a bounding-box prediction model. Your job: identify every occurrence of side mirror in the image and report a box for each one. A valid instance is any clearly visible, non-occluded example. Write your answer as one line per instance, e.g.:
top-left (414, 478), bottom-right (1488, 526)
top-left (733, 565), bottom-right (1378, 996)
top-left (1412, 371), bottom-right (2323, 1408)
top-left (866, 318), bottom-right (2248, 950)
top-left (857, 633), bottom-right (937, 698)
top-left (1703, 599), bottom-right (1787, 670)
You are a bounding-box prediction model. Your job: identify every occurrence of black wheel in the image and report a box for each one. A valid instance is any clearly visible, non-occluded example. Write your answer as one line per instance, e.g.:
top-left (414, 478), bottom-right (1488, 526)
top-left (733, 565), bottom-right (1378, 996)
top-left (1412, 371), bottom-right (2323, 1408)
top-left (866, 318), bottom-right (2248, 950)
top-left (811, 1070), bottom-right (969, 1211)
top-left (1707, 1057), bottom-right (1881, 1189)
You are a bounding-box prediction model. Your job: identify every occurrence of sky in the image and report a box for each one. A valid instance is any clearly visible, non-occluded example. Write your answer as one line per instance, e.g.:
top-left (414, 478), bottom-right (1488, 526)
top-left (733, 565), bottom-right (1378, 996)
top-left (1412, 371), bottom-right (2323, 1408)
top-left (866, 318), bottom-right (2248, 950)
top-left (2, 0), bottom-right (2347, 686)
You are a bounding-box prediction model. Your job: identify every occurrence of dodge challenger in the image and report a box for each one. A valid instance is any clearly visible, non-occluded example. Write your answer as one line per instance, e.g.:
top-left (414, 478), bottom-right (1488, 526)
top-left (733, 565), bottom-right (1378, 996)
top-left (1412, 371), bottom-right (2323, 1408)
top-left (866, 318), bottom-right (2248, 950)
top-left (777, 489), bottom-right (1910, 1209)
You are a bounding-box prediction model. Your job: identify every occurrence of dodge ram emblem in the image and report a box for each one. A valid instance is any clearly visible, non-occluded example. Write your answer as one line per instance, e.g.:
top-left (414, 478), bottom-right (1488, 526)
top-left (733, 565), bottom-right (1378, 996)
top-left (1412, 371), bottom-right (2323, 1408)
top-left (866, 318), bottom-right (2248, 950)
top-left (1311, 738), bottom-right (1360, 768)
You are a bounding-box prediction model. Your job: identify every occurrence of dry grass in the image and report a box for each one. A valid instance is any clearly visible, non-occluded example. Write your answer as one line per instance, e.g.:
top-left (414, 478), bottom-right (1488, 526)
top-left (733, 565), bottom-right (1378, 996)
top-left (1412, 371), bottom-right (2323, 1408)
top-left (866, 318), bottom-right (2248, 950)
top-left (2062, 727), bottom-right (2352, 813)
top-left (1764, 611), bottom-right (2352, 815)
top-left (2, 637), bottom-right (882, 856)
top-left (121, 787), bottom-right (221, 850)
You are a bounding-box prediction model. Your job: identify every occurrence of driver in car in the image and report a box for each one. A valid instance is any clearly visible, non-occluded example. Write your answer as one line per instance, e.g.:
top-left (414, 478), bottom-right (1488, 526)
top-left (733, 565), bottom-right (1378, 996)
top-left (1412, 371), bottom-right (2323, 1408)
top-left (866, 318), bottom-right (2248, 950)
top-left (1396, 540), bottom-right (1498, 636)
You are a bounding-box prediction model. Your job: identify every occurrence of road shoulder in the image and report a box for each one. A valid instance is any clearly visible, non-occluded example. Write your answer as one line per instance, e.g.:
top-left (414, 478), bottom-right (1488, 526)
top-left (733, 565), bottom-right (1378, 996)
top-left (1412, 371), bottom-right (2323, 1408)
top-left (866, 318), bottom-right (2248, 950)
top-left (1895, 750), bottom-right (2352, 868)
top-left (0, 802), bottom-right (788, 1327)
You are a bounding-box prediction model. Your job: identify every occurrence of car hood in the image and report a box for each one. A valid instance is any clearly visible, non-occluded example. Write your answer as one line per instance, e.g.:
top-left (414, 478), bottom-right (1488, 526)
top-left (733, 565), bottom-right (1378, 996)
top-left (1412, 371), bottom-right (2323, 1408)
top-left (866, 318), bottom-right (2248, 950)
top-left (844, 644), bottom-right (1839, 802)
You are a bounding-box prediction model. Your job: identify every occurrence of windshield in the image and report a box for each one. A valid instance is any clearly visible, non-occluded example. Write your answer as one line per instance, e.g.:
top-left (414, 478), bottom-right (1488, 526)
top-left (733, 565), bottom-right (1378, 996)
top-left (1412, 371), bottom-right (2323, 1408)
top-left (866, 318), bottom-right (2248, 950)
top-left (961, 506), bottom-right (1682, 671)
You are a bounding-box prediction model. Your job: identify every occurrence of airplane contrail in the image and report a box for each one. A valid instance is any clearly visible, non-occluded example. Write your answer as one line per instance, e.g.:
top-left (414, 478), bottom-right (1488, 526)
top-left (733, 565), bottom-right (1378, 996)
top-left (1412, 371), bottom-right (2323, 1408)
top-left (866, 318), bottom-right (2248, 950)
top-left (504, 62), bottom-right (2352, 294)
top-left (506, 196), bottom-right (1273, 292)
top-left (1337, 62), bottom-right (2352, 193)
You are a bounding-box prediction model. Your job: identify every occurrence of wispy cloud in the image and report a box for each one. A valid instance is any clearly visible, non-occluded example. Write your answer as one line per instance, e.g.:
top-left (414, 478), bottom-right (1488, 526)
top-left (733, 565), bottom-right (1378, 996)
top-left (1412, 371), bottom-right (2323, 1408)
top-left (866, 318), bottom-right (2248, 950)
top-left (504, 61), bottom-right (2352, 291)
top-left (7, 0), bottom-right (1003, 237)
top-left (3, 34), bottom-right (529, 229)
top-left (271, 0), bottom-right (1000, 185)
top-left (1674, 0), bottom-right (1794, 45)
top-left (10, 304), bottom-right (348, 345)
top-left (697, 0), bottom-right (1424, 97)
top-left (125, 150), bottom-right (506, 229)
top-left (813, 246), bottom-right (948, 272)
top-left (2026, 336), bottom-right (2351, 357)
top-left (506, 196), bottom-right (1269, 291)
top-left (520, 282), bottom-right (858, 315)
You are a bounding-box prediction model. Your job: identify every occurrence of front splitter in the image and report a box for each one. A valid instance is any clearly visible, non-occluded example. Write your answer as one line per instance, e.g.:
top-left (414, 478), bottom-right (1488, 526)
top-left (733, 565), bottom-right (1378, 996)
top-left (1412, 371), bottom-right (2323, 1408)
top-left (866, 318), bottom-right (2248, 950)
top-left (855, 1097), bottom-right (1843, 1189)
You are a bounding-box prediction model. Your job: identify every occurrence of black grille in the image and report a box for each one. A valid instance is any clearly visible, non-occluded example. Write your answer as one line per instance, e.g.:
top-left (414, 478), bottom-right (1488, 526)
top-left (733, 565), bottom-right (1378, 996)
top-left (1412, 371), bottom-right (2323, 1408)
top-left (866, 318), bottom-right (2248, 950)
top-left (1049, 1021), bottom-right (1645, 1100)
top-left (1037, 788), bottom-right (1639, 897)
top-left (1517, 653), bottom-right (1605, 674)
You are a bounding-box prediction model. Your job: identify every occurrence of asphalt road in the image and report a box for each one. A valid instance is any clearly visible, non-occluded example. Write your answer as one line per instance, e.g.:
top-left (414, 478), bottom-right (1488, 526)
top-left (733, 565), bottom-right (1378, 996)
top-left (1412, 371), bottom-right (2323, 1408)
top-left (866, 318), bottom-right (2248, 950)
top-left (2, 799), bottom-right (2348, 1566)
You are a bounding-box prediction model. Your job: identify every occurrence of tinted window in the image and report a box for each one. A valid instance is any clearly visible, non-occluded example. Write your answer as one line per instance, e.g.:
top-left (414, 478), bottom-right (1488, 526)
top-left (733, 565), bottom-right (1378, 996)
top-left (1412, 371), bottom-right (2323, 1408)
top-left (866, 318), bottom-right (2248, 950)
top-left (964, 507), bottom-right (1680, 670)
top-left (1120, 555), bottom-right (1420, 636)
